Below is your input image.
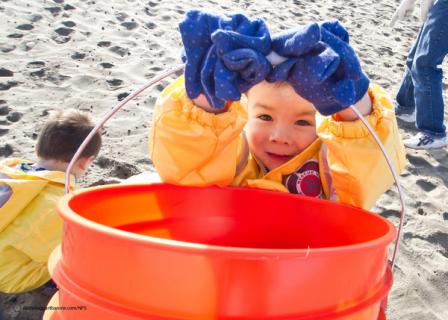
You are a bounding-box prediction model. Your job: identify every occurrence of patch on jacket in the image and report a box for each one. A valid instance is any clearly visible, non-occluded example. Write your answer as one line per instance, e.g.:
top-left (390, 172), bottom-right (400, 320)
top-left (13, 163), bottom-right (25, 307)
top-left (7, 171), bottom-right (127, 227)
top-left (285, 160), bottom-right (322, 198)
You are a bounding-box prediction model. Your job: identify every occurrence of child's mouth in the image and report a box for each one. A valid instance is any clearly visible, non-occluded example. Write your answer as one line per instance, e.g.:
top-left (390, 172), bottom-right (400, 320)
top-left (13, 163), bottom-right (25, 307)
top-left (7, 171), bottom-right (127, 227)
top-left (266, 152), bottom-right (294, 162)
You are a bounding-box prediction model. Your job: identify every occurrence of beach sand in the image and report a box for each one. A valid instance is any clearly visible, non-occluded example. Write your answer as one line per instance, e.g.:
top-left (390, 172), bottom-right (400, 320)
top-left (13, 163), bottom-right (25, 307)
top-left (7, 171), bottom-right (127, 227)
top-left (0, 0), bottom-right (447, 319)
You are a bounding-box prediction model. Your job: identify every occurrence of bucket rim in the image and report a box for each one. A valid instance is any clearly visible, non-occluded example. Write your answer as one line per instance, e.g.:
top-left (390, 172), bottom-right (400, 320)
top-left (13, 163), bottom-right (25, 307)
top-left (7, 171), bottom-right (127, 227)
top-left (58, 183), bottom-right (397, 257)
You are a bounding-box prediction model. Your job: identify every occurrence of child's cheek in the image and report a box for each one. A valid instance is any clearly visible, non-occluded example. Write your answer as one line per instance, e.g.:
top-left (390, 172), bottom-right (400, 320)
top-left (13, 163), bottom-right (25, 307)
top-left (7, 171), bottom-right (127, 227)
top-left (297, 129), bottom-right (318, 150)
top-left (246, 120), bottom-right (264, 150)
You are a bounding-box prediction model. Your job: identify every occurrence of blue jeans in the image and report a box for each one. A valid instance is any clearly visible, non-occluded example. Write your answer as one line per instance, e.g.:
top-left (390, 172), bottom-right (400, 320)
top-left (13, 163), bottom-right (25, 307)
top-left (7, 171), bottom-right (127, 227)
top-left (396, 0), bottom-right (448, 138)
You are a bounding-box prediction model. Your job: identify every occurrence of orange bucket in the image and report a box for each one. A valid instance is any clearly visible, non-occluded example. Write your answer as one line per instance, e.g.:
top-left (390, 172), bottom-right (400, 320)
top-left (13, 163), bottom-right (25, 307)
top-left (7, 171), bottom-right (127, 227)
top-left (48, 183), bottom-right (395, 319)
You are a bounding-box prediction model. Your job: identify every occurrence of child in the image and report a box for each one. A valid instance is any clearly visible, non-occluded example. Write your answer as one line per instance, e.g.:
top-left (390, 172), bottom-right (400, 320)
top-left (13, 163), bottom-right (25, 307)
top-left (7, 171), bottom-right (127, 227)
top-left (149, 10), bottom-right (406, 210)
top-left (0, 109), bottom-right (101, 293)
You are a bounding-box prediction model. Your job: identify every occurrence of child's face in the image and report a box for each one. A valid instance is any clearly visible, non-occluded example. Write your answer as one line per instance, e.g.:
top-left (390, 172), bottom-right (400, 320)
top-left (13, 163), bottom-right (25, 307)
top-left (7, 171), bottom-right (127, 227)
top-left (246, 81), bottom-right (317, 171)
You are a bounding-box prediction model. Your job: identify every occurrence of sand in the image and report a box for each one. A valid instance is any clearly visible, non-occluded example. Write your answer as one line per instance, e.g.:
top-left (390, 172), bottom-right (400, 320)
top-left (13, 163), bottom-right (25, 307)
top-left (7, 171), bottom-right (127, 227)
top-left (0, 0), bottom-right (447, 319)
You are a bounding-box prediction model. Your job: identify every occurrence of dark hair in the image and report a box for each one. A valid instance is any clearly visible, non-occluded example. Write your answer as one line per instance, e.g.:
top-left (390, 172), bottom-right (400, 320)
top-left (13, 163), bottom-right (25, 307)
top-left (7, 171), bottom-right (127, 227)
top-left (272, 80), bottom-right (290, 88)
top-left (36, 109), bottom-right (102, 162)
top-left (246, 80), bottom-right (290, 98)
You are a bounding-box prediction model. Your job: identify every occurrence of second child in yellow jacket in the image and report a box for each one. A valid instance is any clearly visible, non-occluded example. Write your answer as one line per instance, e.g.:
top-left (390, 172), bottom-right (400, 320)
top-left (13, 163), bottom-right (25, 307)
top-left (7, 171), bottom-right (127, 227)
top-left (0, 110), bottom-right (102, 293)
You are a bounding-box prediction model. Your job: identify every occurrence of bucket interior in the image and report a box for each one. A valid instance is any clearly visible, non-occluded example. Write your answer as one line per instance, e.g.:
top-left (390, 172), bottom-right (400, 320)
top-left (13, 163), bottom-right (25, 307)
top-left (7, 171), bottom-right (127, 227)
top-left (68, 184), bottom-right (393, 250)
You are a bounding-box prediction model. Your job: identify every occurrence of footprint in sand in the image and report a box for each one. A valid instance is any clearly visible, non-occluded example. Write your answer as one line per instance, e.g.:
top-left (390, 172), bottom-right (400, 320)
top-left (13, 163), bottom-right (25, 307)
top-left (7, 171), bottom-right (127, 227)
top-left (6, 112), bottom-right (23, 123)
top-left (55, 27), bottom-right (74, 36)
top-left (379, 208), bottom-right (400, 219)
top-left (416, 179), bottom-right (437, 192)
top-left (0, 144), bottom-right (13, 157)
top-left (144, 65), bottom-right (165, 79)
top-left (88, 178), bottom-right (122, 187)
top-left (95, 156), bottom-right (140, 179)
top-left (111, 163), bottom-right (140, 179)
top-left (45, 7), bottom-right (62, 16)
top-left (407, 154), bottom-right (432, 168)
top-left (51, 26), bottom-right (74, 44)
top-left (106, 79), bottom-right (123, 89)
top-left (16, 24), bottom-right (34, 31)
top-left (154, 83), bottom-right (166, 92)
top-left (0, 103), bottom-right (10, 116)
top-left (71, 52), bottom-right (85, 60)
top-left (109, 46), bottom-right (129, 57)
top-left (116, 12), bottom-right (129, 22)
top-left (96, 156), bottom-right (116, 169)
top-left (0, 68), bottom-right (13, 77)
top-left (97, 41), bottom-right (111, 48)
top-left (62, 21), bottom-right (76, 28)
top-left (30, 69), bottom-right (46, 78)
top-left (117, 92), bottom-right (130, 101)
top-left (0, 44), bottom-right (16, 53)
top-left (27, 61), bottom-right (45, 68)
top-left (121, 21), bottom-right (138, 30)
top-left (144, 7), bottom-right (157, 17)
top-left (52, 34), bottom-right (71, 44)
top-left (404, 231), bottom-right (448, 258)
top-left (99, 62), bottom-right (114, 69)
top-left (29, 14), bottom-right (43, 22)
top-left (150, 66), bottom-right (163, 72)
top-left (0, 127), bottom-right (8, 137)
top-left (63, 4), bottom-right (76, 10)
top-left (7, 33), bottom-right (23, 39)
top-left (0, 81), bottom-right (19, 91)
top-left (145, 22), bottom-right (156, 30)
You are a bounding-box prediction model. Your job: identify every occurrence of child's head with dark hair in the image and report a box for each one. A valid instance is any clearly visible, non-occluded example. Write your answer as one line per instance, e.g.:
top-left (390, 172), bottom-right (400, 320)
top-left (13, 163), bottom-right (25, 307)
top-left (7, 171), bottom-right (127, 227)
top-left (36, 109), bottom-right (102, 178)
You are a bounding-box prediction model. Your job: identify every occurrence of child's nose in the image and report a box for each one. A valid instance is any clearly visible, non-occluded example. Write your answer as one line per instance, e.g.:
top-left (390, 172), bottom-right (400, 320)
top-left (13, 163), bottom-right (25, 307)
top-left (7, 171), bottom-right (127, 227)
top-left (269, 127), bottom-right (291, 145)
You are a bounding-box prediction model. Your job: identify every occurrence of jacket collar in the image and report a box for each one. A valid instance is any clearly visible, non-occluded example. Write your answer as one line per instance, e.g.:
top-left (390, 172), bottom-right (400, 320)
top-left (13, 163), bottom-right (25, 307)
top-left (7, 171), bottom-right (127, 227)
top-left (0, 158), bottom-right (75, 187)
top-left (253, 138), bottom-right (323, 180)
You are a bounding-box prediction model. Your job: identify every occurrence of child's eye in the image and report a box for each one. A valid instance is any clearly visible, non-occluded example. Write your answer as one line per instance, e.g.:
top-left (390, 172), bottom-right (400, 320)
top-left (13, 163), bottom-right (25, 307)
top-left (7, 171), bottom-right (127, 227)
top-left (258, 114), bottom-right (272, 121)
top-left (295, 119), bottom-right (312, 126)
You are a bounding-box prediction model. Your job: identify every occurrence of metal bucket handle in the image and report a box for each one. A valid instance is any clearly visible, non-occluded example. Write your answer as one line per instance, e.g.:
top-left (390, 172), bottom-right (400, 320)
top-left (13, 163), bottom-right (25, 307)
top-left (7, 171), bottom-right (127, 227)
top-left (64, 65), bottom-right (406, 271)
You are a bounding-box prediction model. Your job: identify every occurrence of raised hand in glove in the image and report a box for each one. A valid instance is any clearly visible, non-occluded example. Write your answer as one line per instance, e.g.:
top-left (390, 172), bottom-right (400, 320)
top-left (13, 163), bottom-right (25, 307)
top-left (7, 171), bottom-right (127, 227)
top-left (179, 10), bottom-right (272, 109)
top-left (267, 21), bottom-right (370, 116)
top-left (179, 10), bottom-right (223, 102)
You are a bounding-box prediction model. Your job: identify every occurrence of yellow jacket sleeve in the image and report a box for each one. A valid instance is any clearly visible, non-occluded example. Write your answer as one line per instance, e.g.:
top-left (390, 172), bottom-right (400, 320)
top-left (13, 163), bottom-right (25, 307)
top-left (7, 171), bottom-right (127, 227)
top-left (149, 76), bottom-right (248, 186)
top-left (316, 85), bottom-right (407, 210)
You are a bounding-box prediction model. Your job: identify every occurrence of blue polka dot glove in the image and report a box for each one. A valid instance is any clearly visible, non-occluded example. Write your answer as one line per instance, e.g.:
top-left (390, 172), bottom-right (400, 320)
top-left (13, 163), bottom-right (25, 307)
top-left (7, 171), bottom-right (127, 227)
top-left (179, 10), bottom-right (272, 109)
top-left (267, 21), bottom-right (370, 116)
top-left (179, 11), bottom-right (222, 102)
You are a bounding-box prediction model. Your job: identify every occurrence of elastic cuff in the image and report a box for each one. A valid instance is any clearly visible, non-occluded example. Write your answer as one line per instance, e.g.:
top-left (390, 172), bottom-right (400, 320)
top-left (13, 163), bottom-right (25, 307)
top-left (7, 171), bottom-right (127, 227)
top-left (177, 90), bottom-right (244, 129)
top-left (319, 86), bottom-right (385, 139)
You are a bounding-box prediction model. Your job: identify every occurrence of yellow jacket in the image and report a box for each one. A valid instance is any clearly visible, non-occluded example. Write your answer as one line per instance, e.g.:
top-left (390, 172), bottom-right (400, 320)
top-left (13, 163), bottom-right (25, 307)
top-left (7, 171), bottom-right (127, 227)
top-left (149, 77), bottom-right (406, 210)
top-left (0, 158), bottom-right (74, 293)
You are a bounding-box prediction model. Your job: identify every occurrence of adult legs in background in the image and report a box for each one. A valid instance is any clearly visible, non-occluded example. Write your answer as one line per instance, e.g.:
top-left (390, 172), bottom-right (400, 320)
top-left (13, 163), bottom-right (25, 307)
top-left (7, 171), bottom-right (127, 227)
top-left (395, 28), bottom-right (421, 116)
top-left (411, 0), bottom-right (448, 138)
top-left (396, 0), bottom-right (448, 148)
